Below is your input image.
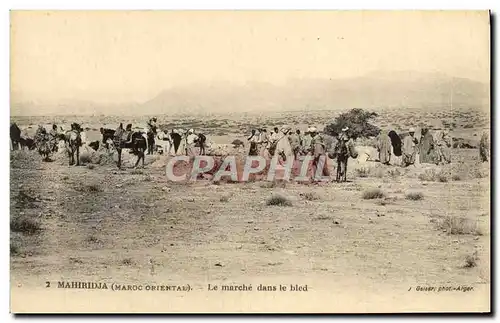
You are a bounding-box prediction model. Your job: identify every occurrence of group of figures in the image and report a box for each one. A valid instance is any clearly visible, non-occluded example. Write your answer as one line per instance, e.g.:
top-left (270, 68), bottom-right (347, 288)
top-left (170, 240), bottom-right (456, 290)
top-left (10, 118), bottom-right (208, 169)
top-left (10, 118), bottom-right (491, 181)
top-left (245, 125), bottom-right (357, 182)
top-left (10, 122), bottom-right (84, 165)
top-left (99, 118), bottom-right (208, 168)
top-left (376, 127), bottom-right (454, 167)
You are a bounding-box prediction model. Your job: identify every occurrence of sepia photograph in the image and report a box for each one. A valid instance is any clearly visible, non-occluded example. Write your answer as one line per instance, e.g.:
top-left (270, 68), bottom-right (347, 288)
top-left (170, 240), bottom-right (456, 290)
top-left (9, 10), bottom-right (491, 313)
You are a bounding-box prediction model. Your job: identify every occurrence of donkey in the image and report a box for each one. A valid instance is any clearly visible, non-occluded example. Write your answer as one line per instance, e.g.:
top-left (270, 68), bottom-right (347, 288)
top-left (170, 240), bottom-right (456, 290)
top-left (113, 128), bottom-right (148, 169)
top-left (332, 137), bottom-right (357, 183)
top-left (65, 123), bottom-right (83, 166)
top-left (194, 133), bottom-right (207, 155)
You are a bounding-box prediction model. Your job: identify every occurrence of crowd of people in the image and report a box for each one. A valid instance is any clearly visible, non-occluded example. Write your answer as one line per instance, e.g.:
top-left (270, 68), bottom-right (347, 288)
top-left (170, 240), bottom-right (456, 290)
top-left (246, 125), bottom-right (354, 160)
top-left (20, 118), bottom-right (488, 173)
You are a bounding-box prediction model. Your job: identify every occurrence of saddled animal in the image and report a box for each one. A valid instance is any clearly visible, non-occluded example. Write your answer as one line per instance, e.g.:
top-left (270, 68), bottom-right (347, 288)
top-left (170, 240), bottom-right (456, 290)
top-left (113, 129), bottom-right (148, 169)
top-left (331, 138), bottom-right (357, 183)
top-left (65, 123), bottom-right (83, 166)
top-left (194, 133), bottom-right (207, 155)
top-left (10, 123), bottom-right (21, 150)
top-left (100, 128), bottom-right (116, 150)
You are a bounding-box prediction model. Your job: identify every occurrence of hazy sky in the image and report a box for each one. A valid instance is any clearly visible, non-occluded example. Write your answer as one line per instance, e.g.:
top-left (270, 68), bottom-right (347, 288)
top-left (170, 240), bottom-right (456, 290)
top-left (11, 10), bottom-right (490, 103)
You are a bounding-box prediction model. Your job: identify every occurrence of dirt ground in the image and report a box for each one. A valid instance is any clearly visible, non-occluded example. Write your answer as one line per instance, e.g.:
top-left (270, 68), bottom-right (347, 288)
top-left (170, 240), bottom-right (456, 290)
top-left (9, 137), bottom-right (490, 312)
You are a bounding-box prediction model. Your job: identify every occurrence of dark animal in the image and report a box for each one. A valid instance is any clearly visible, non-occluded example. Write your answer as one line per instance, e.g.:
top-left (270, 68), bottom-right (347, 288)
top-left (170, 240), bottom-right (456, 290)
top-left (65, 123), bottom-right (83, 166)
top-left (10, 123), bottom-right (21, 150)
top-left (194, 133), bottom-right (207, 155)
top-left (19, 137), bottom-right (36, 150)
top-left (387, 130), bottom-right (402, 157)
top-left (113, 129), bottom-right (147, 169)
top-left (88, 140), bottom-right (100, 151)
top-left (331, 138), bottom-right (357, 183)
top-left (170, 132), bottom-right (182, 154)
top-left (100, 128), bottom-right (116, 149)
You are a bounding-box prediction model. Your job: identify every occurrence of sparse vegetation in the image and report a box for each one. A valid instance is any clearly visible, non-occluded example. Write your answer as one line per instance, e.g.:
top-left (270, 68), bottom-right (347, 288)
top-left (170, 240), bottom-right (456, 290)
top-left (418, 169), bottom-right (450, 182)
top-left (11, 216), bottom-right (42, 235)
top-left (121, 258), bottom-right (134, 266)
top-left (463, 252), bottom-right (479, 268)
top-left (437, 216), bottom-right (482, 236)
top-left (76, 183), bottom-right (102, 193)
top-left (260, 180), bottom-right (287, 189)
top-left (302, 192), bottom-right (320, 201)
top-left (362, 188), bottom-right (385, 200)
top-left (405, 191), bottom-right (424, 201)
top-left (355, 167), bottom-right (369, 178)
top-left (10, 242), bottom-right (20, 256)
top-left (266, 194), bottom-right (292, 206)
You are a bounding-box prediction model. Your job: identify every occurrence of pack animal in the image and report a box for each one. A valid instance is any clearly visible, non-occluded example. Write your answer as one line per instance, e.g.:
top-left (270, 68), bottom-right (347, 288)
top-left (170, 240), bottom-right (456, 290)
top-left (65, 123), bottom-right (83, 166)
top-left (100, 128), bottom-right (116, 150)
top-left (194, 133), bottom-right (207, 155)
top-left (112, 128), bottom-right (147, 169)
top-left (331, 137), bottom-right (356, 183)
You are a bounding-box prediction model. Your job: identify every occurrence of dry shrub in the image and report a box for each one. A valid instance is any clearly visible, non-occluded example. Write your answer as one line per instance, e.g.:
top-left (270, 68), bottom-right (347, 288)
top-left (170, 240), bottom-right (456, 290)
top-left (418, 169), bottom-right (449, 182)
top-left (302, 192), bottom-right (320, 201)
top-left (76, 183), bottom-right (102, 193)
top-left (131, 169), bottom-right (143, 175)
top-left (266, 194), bottom-right (292, 207)
top-left (10, 241), bottom-right (20, 256)
top-left (14, 189), bottom-right (40, 208)
top-left (219, 194), bottom-right (231, 202)
top-left (405, 191), bottom-right (424, 201)
top-left (470, 167), bottom-right (488, 179)
top-left (355, 167), bottom-right (369, 178)
top-left (464, 251), bottom-right (479, 268)
top-left (121, 258), bottom-right (135, 266)
top-left (437, 216), bottom-right (482, 236)
top-left (260, 180), bottom-right (287, 189)
top-left (362, 188), bottom-right (385, 200)
top-left (438, 173), bottom-right (449, 182)
top-left (11, 216), bottom-right (42, 235)
top-left (387, 168), bottom-right (402, 178)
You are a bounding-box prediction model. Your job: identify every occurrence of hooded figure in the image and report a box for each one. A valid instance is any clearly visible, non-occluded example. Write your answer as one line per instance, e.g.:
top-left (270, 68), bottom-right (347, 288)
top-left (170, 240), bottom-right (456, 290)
top-left (479, 131), bottom-right (490, 162)
top-left (402, 127), bottom-right (419, 167)
top-left (435, 130), bottom-right (452, 164)
top-left (419, 128), bottom-right (435, 164)
top-left (376, 130), bottom-right (392, 165)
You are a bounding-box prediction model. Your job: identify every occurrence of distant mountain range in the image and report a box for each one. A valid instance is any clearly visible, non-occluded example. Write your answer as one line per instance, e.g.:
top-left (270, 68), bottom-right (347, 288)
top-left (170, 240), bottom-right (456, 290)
top-left (10, 71), bottom-right (489, 116)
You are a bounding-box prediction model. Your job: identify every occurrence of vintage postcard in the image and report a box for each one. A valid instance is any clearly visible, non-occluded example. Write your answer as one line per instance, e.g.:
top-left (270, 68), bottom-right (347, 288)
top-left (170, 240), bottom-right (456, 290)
top-left (9, 10), bottom-right (490, 313)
